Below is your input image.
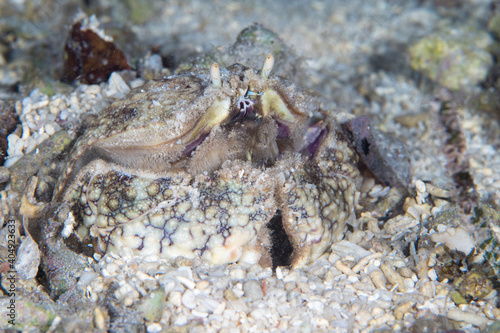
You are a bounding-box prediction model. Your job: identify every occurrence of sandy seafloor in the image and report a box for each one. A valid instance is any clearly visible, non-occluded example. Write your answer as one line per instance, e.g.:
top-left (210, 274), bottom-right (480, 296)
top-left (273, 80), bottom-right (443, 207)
top-left (1, 0), bottom-right (500, 332)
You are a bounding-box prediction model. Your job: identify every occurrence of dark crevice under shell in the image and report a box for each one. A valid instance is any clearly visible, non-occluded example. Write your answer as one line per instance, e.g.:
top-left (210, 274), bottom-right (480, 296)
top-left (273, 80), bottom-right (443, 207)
top-left (267, 211), bottom-right (294, 270)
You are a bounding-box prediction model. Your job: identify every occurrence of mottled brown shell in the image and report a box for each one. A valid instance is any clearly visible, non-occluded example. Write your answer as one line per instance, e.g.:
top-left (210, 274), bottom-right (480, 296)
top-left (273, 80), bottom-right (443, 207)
top-left (54, 62), bottom-right (358, 268)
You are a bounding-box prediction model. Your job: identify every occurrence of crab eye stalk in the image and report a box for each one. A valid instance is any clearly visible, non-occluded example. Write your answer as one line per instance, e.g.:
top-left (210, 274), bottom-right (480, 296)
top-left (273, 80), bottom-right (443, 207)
top-left (211, 62), bottom-right (221, 87)
top-left (260, 54), bottom-right (274, 79)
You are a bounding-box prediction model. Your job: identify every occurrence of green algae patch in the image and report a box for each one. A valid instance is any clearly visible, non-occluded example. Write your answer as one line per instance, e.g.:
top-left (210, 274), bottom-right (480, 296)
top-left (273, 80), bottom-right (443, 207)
top-left (409, 28), bottom-right (493, 90)
top-left (139, 288), bottom-right (166, 322)
top-left (0, 298), bottom-right (56, 331)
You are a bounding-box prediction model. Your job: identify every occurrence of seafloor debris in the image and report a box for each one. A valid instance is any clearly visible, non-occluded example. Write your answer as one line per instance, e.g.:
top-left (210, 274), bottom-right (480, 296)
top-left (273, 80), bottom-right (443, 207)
top-left (472, 205), bottom-right (500, 280)
top-left (421, 205), bottom-right (498, 306)
top-left (62, 14), bottom-right (131, 85)
top-left (37, 206), bottom-right (90, 299)
top-left (14, 218), bottom-right (40, 280)
top-left (0, 100), bottom-right (19, 166)
top-left (457, 270), bottom-right (493, 301)
top-left (52, 55), bottom-right (358, 269)
top-left (432, 92), bottom-right (479, 213)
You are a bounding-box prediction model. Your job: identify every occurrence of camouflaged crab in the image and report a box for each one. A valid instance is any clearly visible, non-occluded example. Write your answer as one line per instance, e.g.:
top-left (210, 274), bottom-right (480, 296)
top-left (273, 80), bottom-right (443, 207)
top-left (53, 55), bottom-right (358, 268)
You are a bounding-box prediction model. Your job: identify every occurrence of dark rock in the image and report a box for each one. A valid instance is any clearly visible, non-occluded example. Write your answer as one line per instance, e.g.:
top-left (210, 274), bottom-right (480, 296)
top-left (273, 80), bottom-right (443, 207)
top-left (342, 115), bottom-right (411, 189)
top-left (62, 17), bottom-right (131, 84)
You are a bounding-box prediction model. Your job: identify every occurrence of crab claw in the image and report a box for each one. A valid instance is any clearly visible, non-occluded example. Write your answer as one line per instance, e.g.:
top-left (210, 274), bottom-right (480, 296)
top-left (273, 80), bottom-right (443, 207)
top-left (180, 97), bottom-right (230, 144)
top-left (301, 121), bottom-right (328, 158)
top-left (211, 62), bottom-right (221, 87)
top-left (260, 54), bottom-right (274, 79)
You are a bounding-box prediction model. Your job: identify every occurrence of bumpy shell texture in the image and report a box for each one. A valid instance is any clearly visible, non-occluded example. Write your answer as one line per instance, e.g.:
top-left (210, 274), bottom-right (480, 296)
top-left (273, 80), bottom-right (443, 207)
top-left (54, 60), bottom-right (358, 268)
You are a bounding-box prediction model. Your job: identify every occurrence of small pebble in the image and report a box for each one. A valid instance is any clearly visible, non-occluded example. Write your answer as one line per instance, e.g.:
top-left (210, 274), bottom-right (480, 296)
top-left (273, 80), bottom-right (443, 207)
top-left (176, 275), bottom-right (195, 290)
top-left (168, 291), bottom-right (182, 307)
top-left (45, 124), bottom-right (55, 135)
top-left (427, 269), bottom-right (438, 281)
top-left (196, 280), bottom-right (210, 290)
top-left (93, 308), bottom-right (106, 330)
top-left (59, 109), bottom-right (68, 120)
top-left (31, 99), bottom-right (49, 109)
top-left (380, 263), bottom-right (406, 292)
top-left (191, 309), bottom-right (208, 318)
top-left (284, 281), bottom-right (296, 291)
top-left (173, 315), bottom-right (187, 326)
top-left (181, 289), bottom-right (196, 309)
top-left (394, 301), bottom-right (415, 320)
top-left (229, 267), bottom-right (246, 280)
top-left (447, 309), bottom-right (490, 328)
top-left (21, 125), bottom-right (30, 140)
top-left (0, 167), bottom-right (10, 183)
top-left (223, 289), bottom-right (238, 301)
top-left (415, 180), bottom-right (426, 193)
top-left (146, 323), bottom-right (162, 333)
top-left (243, 280), bottom-right (263, 301)
top-left (368, 313), bottom-right (395, 327)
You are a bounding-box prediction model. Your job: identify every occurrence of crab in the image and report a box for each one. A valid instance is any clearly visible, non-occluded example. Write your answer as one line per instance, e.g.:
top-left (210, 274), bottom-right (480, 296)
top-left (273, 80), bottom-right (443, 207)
top-left (53, 55), bottom-right (359, 268)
